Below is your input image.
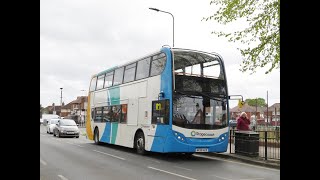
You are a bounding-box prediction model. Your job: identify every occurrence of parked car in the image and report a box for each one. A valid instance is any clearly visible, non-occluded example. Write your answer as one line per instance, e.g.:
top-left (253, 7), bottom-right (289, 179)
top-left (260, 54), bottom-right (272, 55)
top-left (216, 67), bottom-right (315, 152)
top-left (40, 118), bottom-right (44, 125)
top-left (47, 118), bottom-right (59, 134)
top-left (42, 114), bottom-right (60, 126)
top-left (229, 119), bottom-right (237, 127)
top-left (53, 119), bottom-right (80, 138)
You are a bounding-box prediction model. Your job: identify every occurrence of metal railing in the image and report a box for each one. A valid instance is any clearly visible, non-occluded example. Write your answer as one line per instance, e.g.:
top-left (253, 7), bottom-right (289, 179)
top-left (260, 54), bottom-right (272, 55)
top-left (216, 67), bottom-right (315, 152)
top-left (229, 126), bottom-right (280, 160)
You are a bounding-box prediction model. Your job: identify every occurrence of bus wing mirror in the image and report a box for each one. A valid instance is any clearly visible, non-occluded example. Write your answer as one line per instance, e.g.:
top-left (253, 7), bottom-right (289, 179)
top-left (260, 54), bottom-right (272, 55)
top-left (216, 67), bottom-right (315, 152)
top-left (158, 92), bottom-right (164, 99)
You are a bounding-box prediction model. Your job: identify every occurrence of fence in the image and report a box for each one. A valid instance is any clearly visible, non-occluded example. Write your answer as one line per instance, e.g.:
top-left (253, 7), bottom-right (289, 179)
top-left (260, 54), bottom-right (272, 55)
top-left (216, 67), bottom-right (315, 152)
top-left (77, 121), bottom-right (86, 127)
top-left (229, 126), bottom-right (280, 160)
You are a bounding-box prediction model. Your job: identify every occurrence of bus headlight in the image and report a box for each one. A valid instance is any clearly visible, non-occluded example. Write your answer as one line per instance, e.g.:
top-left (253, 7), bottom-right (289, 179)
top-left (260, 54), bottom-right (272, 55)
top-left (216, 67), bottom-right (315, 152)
top-left (173, 131), bottom-right (186, 142)
top-left (218, 133), bottom-right (228, 142)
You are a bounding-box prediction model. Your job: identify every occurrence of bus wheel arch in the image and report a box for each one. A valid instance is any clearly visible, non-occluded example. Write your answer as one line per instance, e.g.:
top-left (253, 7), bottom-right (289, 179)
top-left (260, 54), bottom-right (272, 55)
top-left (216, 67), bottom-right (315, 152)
top-left (134, 129), bottom-right (146, 155)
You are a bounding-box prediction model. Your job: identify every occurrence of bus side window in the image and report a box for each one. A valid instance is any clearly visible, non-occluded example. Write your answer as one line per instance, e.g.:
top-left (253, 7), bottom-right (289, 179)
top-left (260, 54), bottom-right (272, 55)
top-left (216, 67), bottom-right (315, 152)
top-left (112, 105), bottom-right (121, 122)
top-left (120, 104), bottom-right (127, 123)
top-left (94, 107), bottom-right (103, 122)
top-left (91, 108), bottom-right (95, 119)
top-left (150, 53), bottom-right (166, 76)
top-left (113, 67), bottom-right (124, 86)
top-left (90, 77), bottom-right (97, 92)
top-left (152, 99), bottom-right (169, 124)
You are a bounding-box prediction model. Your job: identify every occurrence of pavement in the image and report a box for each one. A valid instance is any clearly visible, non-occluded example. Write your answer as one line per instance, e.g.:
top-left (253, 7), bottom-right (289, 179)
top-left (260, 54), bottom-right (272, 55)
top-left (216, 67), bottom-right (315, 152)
top-left (200, 151), bottom-right (280, 170)
top-left (78, 127), bottom-right (280, 169)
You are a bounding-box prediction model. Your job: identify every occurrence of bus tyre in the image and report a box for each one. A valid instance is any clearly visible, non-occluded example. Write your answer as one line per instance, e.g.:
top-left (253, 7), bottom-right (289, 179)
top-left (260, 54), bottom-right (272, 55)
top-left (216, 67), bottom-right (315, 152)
top-left (136, 132), bottom-right (146, 155)
top-left (94, 128), bottom-right (100, 145)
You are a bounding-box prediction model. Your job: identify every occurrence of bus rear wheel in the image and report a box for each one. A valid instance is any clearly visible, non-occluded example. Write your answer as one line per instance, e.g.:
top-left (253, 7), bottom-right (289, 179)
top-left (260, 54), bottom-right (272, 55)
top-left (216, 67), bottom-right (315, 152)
top-left (135, 132), bottom-right (146, 155)
top-left (94, 128), bottom-right (100, 145)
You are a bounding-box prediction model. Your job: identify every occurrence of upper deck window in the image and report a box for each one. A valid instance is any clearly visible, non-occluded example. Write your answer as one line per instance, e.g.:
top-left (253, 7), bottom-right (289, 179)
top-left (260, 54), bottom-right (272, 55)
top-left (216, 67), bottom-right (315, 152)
top-left (150, 53), bottom-right (166, 76)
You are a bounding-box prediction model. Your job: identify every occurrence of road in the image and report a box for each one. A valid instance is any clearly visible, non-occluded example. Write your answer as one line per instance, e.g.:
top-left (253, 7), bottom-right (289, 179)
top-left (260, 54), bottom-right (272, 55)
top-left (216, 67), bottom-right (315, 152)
top-left (40, 126), bottom-right (280, 180)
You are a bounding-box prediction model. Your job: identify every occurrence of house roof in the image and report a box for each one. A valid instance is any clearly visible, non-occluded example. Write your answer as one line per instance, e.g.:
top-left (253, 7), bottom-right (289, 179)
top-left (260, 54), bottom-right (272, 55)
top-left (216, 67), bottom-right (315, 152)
top-left (45, 105), bottom-right (61, 112)
top-left (62, 102), bottom-right (72, 109)
top-left (264, 103), bottom-right (280, 112)
top-left (230, 103), bottom-right (266, 113)
top-left (70, 96), bottom-right (88, 104)
top-left (230, 102), bottom-right (280, 113)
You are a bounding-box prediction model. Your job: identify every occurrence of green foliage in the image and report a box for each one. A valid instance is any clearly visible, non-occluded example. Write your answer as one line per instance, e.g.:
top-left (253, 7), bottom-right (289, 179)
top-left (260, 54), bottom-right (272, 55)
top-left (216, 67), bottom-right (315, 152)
top-left (245, 98), bottom-right (266, 106)
top-left (40, 104), bottom-right (49, 116)
top-left (203, 0), bottom-right (280, 74)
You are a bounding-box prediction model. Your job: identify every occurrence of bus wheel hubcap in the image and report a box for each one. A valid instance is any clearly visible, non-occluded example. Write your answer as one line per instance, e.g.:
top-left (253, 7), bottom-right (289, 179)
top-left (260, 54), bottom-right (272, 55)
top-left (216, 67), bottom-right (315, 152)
top-left (137, 138), bottom-right (143, 149)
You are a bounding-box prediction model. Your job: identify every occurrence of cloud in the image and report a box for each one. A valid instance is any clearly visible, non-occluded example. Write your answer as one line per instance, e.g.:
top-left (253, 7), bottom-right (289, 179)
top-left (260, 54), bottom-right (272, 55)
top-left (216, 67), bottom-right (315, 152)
top-left (40, 0), bottom-right (280, 109)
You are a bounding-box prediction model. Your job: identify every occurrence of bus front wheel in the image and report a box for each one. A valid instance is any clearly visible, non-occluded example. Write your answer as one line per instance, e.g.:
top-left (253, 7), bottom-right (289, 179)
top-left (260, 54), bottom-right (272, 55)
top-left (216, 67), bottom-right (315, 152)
top-left (135, 132), bottom-right (146, 155)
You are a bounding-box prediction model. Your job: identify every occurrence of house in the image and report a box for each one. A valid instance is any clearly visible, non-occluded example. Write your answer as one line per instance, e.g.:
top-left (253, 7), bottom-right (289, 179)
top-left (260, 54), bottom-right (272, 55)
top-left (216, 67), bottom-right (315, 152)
top-left (230, 102), bottom-right (280, 126)
top-left (229, 103), bottom-right (266, 121)
top-left (68, 96), bottom-right (88, 123)
top-left (264, 103), bottom-right (280, 126)
top-left (60, 102), bottom-right (72, 117)
top-left (44, 103), bottom-right (62, 116)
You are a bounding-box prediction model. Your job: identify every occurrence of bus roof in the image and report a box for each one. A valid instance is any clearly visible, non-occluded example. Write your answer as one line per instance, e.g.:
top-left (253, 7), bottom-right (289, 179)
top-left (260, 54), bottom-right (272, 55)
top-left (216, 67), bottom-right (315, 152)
top-left (91, 46), bottom-right (223, 78)
top-left (92, 46), bottom-right (171, 78)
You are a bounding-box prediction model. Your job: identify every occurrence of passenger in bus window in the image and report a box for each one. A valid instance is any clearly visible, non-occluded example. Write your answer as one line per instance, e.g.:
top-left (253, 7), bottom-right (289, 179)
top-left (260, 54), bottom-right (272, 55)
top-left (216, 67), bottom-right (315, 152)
top-left (192, 103), bottom-right (203, 124)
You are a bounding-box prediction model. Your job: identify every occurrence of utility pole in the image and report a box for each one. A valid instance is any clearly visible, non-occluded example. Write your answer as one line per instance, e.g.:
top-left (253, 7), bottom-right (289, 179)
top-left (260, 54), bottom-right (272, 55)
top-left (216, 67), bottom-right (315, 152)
top-left (267, 91), bottom-right (269, 127)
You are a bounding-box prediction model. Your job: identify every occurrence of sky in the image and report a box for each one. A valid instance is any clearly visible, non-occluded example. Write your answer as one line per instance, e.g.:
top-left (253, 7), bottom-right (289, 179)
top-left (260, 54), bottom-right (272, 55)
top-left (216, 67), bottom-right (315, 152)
top-left (40, 0), bottom-right (280, 109)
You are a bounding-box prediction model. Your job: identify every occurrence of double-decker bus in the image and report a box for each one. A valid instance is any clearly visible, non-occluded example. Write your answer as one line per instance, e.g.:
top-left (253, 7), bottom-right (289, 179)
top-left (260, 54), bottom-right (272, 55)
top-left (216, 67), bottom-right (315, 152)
top-left (86, 46), bottom-right (230, 155)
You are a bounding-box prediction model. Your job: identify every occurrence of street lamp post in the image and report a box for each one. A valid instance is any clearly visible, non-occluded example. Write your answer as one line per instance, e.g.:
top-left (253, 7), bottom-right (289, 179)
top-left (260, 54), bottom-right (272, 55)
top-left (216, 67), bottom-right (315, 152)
top-left (60, 88), bottom-right (63, 106)
top-left (149, 7), bottom-right (174, 47)
top-left (60, 88), bottom-right (63, 117)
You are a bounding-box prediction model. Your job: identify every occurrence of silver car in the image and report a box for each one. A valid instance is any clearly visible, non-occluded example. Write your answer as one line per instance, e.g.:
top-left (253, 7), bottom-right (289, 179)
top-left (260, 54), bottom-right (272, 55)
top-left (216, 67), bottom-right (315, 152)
top-left (53, 119), bottom-right (80, 138)
top-left (47, 118), bottom-right (59, 134)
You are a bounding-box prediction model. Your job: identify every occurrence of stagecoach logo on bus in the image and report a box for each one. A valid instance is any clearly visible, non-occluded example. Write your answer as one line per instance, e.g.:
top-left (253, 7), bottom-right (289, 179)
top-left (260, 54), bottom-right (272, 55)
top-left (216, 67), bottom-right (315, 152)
top-left (191, 131), bottom-right (214, 137)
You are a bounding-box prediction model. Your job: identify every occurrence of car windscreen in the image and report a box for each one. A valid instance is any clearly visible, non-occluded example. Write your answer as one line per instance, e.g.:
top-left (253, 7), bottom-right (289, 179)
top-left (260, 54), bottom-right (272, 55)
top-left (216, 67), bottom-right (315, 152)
top-left (60, 120), bottom-right (77, 126)
top-left (50, 119), bottom-right (58, 124)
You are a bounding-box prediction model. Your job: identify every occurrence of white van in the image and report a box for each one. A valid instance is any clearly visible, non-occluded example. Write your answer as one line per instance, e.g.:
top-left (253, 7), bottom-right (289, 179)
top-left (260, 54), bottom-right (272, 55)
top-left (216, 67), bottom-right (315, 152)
top-left (42, 114), bottom-right (60, 126)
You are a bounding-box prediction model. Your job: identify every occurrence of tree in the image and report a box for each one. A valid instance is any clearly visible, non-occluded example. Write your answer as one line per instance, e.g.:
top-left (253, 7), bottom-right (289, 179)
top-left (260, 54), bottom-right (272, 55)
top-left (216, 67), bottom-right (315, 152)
top-left (203, 0), bottom-right (280, 74)
top-left (40, 104), bottom-right (49, 117)
top-left (245, 98), bottom-right (266, 107)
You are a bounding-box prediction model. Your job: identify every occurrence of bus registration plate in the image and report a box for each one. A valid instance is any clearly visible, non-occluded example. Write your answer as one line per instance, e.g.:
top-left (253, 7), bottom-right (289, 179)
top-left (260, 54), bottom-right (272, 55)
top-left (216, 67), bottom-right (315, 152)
top-left (196, 148), bottom-right (208, 152)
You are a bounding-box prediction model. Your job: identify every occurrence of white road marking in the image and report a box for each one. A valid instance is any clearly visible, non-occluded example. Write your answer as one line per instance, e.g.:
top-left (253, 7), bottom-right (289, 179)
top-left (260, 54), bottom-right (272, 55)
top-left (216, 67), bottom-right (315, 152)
top-left (40, 134), bottom-right (45, 136)
top-left (66, 142), bottom-right (84, 147)
top-left (173, 166), bottom-right (192, 171)
top-left (58, 175), bottom-right (69, 180)
top-left (93, 150), bottom-right (126, 160)
top-left (148, 166), bottom-right (197, 180)
top-left (40, 158), bottom-right (47, 166)
top-left (239, 178), bottom-right (264, 180)
top-left (193, 154), bottom-right (279, 172)
top-left (145, 158), bottom-right (161, 163)
top-left (211, 175), bottom-right (233, 180)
